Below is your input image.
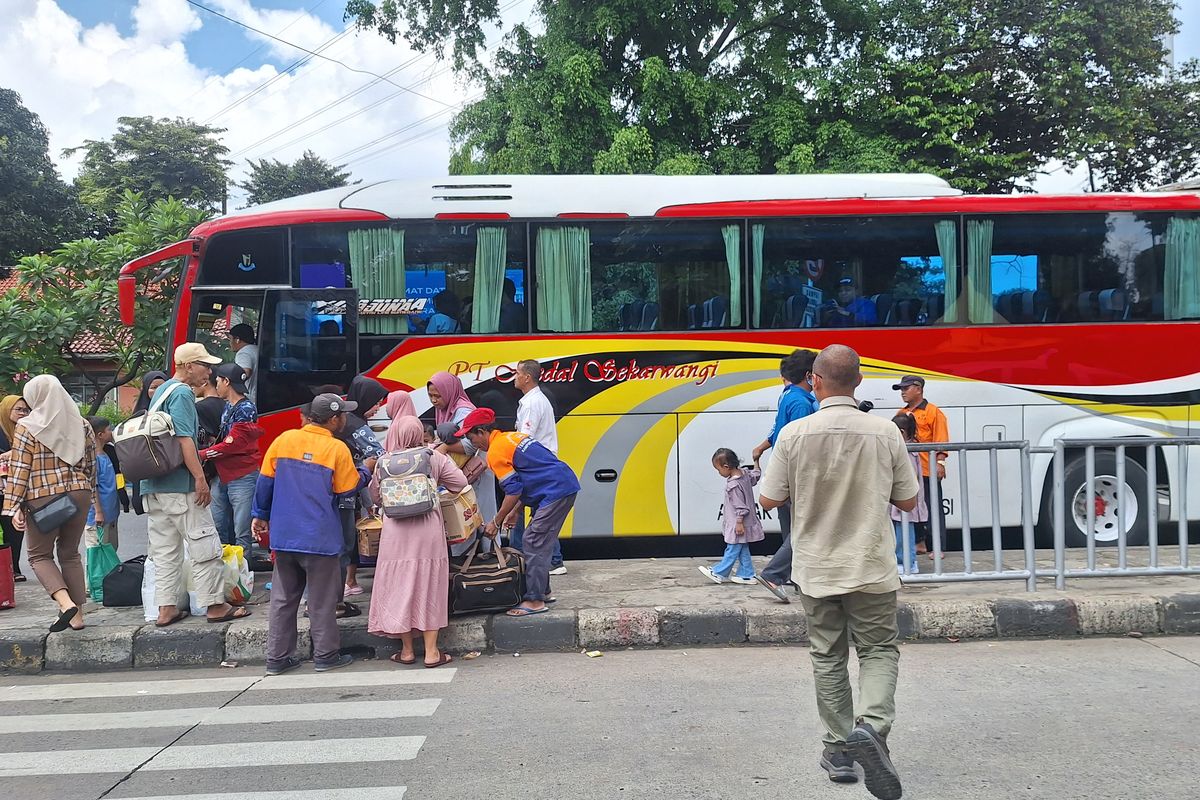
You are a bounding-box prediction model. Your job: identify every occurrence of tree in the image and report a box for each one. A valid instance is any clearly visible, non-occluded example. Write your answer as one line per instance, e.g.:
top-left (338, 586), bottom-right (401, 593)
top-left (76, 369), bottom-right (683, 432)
top-left (68, 117), bottom-right (230, 232)
top-left (0, 88), bottom-right (84, 263)
top-left (348, 0), bottom-right (1200, 191)
top-left (237, 149), bottom-right (352, 206)
top-left (0, 193), bottom-right (209, 412)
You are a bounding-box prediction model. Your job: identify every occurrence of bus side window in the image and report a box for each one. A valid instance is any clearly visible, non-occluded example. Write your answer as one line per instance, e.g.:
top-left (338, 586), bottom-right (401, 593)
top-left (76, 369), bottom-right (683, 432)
top-left (198, 229), bottom-right (289, 286)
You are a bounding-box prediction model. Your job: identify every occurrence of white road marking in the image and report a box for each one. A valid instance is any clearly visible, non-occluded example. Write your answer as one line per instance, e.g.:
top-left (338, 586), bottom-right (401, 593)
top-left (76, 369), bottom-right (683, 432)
top-left (114, 789), bottom-right (407, 800)
top-left (140, 736), bottom-right (426, 771)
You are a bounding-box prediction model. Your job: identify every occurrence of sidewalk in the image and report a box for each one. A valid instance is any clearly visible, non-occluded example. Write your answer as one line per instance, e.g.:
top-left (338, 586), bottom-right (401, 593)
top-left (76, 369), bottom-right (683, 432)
top-left (2, 549), bottom-right (1198, 673)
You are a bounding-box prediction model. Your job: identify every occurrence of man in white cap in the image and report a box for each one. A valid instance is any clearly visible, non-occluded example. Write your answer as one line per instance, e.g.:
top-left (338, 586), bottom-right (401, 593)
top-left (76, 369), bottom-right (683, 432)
top-left (142, 343), bottom-right (251, 627)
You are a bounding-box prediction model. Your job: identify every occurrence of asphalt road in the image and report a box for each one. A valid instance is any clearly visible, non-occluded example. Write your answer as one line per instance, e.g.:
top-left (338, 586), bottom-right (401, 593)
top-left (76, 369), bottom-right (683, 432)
top-left (1, 637), bottom-right (1197, 800)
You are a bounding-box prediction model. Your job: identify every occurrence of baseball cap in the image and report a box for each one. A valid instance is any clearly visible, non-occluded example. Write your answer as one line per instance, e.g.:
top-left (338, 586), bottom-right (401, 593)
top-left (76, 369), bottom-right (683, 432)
top-left (891, 375), bottom-right (926, 390)
top-left (309, 393), bottom-right (358, 423)
top-left (838, 276), bottom-right (855, 286)
top-left (214, 363), bottom-right (248, 394)
top-left (228, 323), bottom-right (257, 344)
top-left (453, 407), bottom-right (496, 438)
top-left (174, 342), bottom-right (222, 366)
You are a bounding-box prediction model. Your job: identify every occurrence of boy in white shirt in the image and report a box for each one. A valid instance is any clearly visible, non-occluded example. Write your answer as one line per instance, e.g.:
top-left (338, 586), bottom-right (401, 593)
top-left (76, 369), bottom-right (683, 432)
top-left (511, 360), bottom-right (565, 573)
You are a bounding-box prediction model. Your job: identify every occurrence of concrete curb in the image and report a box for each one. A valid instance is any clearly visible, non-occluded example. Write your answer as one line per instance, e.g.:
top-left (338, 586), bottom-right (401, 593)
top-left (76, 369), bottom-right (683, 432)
top-left (2, 593), bottom-right (1197, 673)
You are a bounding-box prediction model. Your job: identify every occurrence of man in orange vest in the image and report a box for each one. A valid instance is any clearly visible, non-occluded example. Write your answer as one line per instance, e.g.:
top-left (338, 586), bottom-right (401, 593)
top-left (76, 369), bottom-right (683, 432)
top-left (895, 376), bottom-right (950, 554)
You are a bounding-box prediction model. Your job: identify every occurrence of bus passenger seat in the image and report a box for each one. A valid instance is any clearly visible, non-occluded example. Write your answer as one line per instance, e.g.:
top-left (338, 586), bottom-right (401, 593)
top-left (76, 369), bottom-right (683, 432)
top-left (620, 300), bottom-right (645, 331)
top-left (869, 293), bottom-right (893, 324)
top-left (926, 294), bottom-right (944, 322)
top-left (686, 303), bottom-right (701, 329)
top-left (640, 302), bottom-right (660, 331)
top-left (784, 294), bottom-right (808, 327)
top-left (1075, 291), bottom-right (1100, 322)
top-left (709, 296), bottom-right (728, 327)
top-left (891, 298), bottom-right (922, 326)
top-left (1097, 288), bottom-right (1128, 320)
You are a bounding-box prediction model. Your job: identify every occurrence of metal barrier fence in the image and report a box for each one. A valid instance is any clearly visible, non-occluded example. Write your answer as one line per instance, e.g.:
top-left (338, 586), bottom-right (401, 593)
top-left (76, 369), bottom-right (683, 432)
top-left (895, 437), bottom-right (1200, 592)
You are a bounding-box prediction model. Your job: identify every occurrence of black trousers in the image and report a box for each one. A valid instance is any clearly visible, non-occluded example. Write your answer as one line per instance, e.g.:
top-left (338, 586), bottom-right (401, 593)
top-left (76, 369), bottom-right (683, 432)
top-left (919, 477), bottom-right (948, 551)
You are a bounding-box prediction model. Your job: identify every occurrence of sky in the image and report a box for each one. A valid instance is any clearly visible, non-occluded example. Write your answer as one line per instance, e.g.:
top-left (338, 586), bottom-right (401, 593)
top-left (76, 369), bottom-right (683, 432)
top-left (1, 0), bottom-right (1196, 204)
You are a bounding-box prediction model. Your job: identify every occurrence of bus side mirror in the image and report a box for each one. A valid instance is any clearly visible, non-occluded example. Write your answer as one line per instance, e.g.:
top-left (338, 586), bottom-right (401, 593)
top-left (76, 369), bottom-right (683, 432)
top-left (119, 275), bottom-right (136, 326)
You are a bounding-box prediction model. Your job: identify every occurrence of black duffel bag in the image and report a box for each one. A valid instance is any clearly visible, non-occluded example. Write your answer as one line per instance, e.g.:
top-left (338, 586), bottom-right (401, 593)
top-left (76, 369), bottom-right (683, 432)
top-left (102, 556), bottom-right (146, 607)
top-left (449, 539), bottom-right (525, 615)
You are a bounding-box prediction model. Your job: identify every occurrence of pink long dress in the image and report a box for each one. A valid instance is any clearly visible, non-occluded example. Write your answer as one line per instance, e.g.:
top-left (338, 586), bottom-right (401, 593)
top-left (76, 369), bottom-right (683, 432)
top-left (368, 450), bottom-right (468, 636)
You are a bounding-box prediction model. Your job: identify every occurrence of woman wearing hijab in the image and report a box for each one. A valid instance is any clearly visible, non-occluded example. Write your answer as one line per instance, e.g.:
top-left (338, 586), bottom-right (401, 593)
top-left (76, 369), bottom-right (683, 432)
top-left (368, 416), bottom-right (467, 667)
top-left (428, 371), bottom-right (498, 543)
top-left (128, 371), bottom-right (170, 516)
top-left (386, 389), bottom-right (418, 421)
top-left (339, 376), bottom-right (388, 596)
top-left (1, 376), bottom-right (97, 632)
top-left (1, 394), bottom-right (32, 581)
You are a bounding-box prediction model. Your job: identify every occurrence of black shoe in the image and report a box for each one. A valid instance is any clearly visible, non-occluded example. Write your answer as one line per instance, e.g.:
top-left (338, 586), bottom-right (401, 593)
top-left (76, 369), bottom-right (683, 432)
top-left (314, 653), bottom-right (354, 672)
top-left (265, 656), bottom-right (303, 676)
top-left (820, 747), bottom-right (858, 783)
top-left (845, 722), bottom-right (902, 800)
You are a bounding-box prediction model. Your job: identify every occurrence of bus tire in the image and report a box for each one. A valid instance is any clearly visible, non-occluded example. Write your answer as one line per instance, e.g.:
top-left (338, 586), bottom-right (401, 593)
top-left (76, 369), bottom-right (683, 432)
top-left (1041, 452), bottom-right (1150, 549)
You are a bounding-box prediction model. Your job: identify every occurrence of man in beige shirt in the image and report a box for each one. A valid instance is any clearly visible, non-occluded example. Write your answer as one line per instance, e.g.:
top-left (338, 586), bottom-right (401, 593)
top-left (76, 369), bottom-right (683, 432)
top-left (760, 344), bottom-right (919, 800)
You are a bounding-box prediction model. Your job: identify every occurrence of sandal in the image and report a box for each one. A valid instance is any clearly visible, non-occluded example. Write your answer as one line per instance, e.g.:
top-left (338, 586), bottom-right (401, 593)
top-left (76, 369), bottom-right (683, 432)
top-left (390, 653), bottom-right (417, 665)
top-left (13, 573), bottom-right (26, 583)
top-left (50, 606), bottom-right (80, 633)
top-left (424, 653), bottom-right (453, 668)
top-left (155, 610), bottom-right (189, 628)
top-left (208, 606), bottom-right (252, 623)
top-left (505, 605), bottom-right (549, 617)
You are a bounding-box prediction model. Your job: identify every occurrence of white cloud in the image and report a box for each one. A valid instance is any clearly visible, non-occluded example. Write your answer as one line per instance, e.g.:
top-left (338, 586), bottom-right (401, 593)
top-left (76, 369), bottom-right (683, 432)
top-left (0, 0), bottom-right (488, 206)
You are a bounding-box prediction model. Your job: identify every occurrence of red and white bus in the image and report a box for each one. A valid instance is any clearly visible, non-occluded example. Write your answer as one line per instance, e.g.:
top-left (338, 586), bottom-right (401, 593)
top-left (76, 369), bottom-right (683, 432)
top-left (119, 174), bottom-right (1200, 546)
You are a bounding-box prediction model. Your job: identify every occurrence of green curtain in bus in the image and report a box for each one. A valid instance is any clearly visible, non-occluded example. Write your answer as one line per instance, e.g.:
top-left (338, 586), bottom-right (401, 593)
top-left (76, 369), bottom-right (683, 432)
top-left (721, 224), bottom-right (742, 327)
top-left (935, 220), bottom-right (958, 323)
top-left (751, 224), bottom-right (765, 327)
top-left (1165, 216), bottom-right (1200, 320)
top-left (471, 226), bottom-right (508, 334)
top-left (536, 227), bottom-right (592, 332)
top-left (967, 219), bottom-right (994, 323)
top-left (348, 227), bottom-right (407, 335)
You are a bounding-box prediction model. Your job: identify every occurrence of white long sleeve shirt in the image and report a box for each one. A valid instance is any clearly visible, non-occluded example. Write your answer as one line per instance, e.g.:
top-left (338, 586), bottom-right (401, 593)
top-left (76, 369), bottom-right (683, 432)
top-left (515, 386), bottom-right (558, 454)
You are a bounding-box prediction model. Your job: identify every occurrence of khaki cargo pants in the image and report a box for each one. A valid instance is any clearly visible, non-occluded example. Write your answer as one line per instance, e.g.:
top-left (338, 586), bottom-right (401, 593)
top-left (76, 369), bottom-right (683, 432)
top-left (798, 589), bottom-right (900, 746)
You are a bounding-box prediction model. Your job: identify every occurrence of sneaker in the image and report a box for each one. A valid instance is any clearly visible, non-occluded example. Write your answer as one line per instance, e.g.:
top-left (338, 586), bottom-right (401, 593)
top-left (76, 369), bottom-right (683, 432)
top-left (730, 575), bottom-right (758, 585)
top-left (820, 747), bottom-right (859, 783)
top-left (265, 656), bottom-right (303, 677)
top-left (756, 574), bottom-right (790, 603)
top-left (343, 584), bottom-right (364, 597)
top-left (549, 564), bottom-right (567, 576)
top-left (314, 653), bottom-right (354, 673)
top-left (844, 722), bottom-right (902, 800)
top-left (697, 565), bottom-right (725, 584)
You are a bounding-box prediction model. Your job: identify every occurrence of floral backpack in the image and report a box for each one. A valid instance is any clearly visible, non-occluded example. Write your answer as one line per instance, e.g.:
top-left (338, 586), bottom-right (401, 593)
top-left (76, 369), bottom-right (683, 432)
top-left (377, 447), bottom-right (438, 519)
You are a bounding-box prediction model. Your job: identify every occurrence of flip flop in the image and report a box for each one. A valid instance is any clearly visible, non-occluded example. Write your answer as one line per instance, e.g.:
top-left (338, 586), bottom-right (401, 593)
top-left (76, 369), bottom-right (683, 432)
top-left (424, 653), bottom-right (453, 668)
top-left (50, 606), bottom-right (80, 632)
top-left (13, 574), bottom-right (26, 583)
top-left (154, 610), bottom-right (189, 628)
top-left (390, 653), bottom-right (417, 665)
top-left (505, 606), bottom-right (549, 617)
top-left (208, 607), bottom-right (252, 623)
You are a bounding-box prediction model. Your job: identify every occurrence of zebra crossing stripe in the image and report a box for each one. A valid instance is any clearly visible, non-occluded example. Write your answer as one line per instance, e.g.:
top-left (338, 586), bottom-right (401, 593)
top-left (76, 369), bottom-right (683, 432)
top-left (0, 736), bottom-right (425, 777)
top-left (112, 789), bottom-right (407, 800)
top-left (0, 699), bottom-right (442, 734)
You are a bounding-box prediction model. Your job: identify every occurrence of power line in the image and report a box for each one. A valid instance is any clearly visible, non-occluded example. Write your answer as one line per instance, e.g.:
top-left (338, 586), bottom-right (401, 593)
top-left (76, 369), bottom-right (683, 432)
top-left (341, 97), bottom-right (483, 168)
top-left (185, 0), bottom-right (458, 109)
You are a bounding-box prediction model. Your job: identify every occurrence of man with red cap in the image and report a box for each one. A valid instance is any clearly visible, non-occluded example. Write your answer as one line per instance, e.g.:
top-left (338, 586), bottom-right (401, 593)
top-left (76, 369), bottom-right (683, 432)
top-left (458, 408), bottom-right (580, 617)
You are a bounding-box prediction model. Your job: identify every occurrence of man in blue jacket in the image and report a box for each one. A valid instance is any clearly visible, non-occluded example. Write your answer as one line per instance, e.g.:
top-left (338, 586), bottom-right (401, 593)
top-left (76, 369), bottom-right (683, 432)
top-left (252, 394), bottom-right (366, 676)
top-left (751, 349), bottom-right (819, 602)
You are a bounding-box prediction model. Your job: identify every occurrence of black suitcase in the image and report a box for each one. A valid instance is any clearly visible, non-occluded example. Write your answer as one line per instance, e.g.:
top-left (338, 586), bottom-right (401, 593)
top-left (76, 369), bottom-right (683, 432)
top-left (102, 556), bottom-right (146, 607)
top-left (449, 540), bottom-right (525, 615)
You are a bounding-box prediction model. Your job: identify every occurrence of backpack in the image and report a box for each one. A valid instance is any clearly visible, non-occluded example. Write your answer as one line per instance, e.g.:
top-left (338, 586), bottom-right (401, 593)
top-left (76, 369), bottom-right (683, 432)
top-left (377, 447), bottom-right (438, 519)
top-left (112, 381), bottom-right (188, 483)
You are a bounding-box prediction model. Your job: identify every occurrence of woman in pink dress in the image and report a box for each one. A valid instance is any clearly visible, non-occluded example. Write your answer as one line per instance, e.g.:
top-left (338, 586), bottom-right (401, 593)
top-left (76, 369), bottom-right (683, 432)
top-left (368, 415), bottom-right (467, 667)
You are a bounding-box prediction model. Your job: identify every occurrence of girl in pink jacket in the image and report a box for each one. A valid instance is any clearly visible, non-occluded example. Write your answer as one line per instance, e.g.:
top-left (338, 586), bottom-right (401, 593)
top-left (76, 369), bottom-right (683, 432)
top-left (699, 448), bottom-right (765, 585)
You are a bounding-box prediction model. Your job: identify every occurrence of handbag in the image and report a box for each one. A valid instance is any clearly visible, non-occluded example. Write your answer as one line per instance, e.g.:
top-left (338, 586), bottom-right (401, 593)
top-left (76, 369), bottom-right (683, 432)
top-left (460, 455), bottom-right (487, 483)
top-left (28, 494), bottom-right (80, 532)
top-left (103, 555), bottom-right (146, 607)
top-left (449, 539), bottom-right (526, 615)
top-left (86, 525), bottom-right (121, 603)
top-left (112, 381), bottom-right (187, 482)
top-left (0, 545), bottom-right (14, 610)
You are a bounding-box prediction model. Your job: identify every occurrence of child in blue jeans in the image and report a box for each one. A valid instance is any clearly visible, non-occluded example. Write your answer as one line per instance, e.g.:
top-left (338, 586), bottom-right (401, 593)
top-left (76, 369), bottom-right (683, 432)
top-left (699, 448), bottom-right (764, 585)
top-left (891, 414), bottom-right (928, 574)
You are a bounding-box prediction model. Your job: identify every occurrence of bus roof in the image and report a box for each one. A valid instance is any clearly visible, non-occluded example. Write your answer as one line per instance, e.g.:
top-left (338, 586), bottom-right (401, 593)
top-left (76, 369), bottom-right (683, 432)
top-left (223, 173), bottom-right (959, 220)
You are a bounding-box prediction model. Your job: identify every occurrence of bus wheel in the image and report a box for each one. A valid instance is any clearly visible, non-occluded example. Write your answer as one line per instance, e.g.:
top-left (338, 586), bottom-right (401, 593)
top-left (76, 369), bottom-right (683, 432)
top-left (1046, 452), bottom-right (1150, 548)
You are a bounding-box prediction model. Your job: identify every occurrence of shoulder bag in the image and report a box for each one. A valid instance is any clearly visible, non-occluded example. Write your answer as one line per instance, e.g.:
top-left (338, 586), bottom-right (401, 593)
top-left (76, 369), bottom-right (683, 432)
top-left (113, 381), bottom-right (188, 482)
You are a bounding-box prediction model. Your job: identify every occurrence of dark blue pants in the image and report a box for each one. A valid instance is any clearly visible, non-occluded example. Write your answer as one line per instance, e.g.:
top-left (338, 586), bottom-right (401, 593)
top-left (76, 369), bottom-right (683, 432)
top-left (521, 495), bottom-right (576, 602)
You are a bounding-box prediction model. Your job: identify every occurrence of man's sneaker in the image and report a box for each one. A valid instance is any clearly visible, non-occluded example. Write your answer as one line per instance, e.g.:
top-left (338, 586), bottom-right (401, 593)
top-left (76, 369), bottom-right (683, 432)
top-left (844, 722), bottom-right (902, 800)
top-left (820, 747), bottom-right (859, 783)
top-left (314, 653), bottom-right (354, 673)
top-left (265, 656), bottom-right (303, 676)
top-left (730, 575), bottom-right (758, 585)
top-left (697, 565), bottom-right (725, 584)
top-left (549, 564), bottom-right (567, 576)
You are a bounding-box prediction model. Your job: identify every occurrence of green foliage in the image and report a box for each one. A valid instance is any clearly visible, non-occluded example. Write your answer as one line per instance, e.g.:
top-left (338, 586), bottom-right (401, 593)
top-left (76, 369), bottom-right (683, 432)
top-left (67, 116), bottom-right (230, 232)
top-left (0, 193), bottom-right (208, 411)
top-left (0, 89), bottom-right (85, 263)
top-left (348, 0), bottom-right (1200, 191)
top-left (85, 402), bottom-right (130, 427)
top-left (237, 149), bottom-right (352, 207)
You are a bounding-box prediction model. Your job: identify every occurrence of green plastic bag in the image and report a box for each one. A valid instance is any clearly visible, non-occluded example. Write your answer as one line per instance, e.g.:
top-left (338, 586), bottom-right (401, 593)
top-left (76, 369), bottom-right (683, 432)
top-left (86, 526), bottom-right (121, 603)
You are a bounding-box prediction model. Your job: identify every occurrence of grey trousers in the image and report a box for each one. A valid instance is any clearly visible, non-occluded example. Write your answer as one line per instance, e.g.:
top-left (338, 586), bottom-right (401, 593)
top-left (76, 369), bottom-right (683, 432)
top-left (760, 501), bottom-right (793, 584)
top-left (268, 551), bottom-right (342, 665)
top-left (522, 494), bottom-right (576, 602)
